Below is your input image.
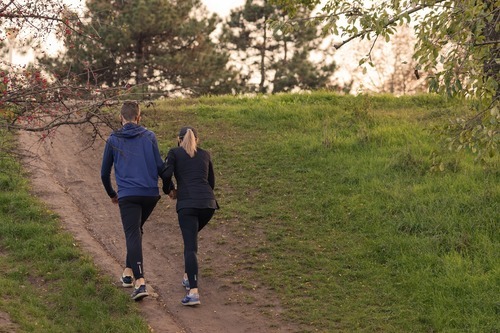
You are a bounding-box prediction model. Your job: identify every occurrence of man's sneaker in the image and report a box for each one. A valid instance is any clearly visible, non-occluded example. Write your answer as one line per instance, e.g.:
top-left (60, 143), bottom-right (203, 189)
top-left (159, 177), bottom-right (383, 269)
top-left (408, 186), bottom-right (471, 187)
top-left (181, 293), bottom-right (200, 306)
top-left (120, 275), bottom-right (133, 288)
top-left (182, 277), bottom-right (190, 290)
top-left (131, 285), bottom-right (149, 301)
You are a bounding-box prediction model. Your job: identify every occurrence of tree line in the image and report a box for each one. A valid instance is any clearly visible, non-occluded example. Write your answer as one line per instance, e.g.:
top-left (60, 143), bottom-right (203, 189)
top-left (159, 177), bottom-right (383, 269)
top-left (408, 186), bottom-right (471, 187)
top-left (36, 0), bottom-right (342, 97)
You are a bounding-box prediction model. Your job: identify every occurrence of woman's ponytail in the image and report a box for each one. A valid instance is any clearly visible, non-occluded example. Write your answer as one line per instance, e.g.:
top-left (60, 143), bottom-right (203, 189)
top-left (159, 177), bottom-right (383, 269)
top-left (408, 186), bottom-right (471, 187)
top-left (179, 129), bottom-right (197, 157)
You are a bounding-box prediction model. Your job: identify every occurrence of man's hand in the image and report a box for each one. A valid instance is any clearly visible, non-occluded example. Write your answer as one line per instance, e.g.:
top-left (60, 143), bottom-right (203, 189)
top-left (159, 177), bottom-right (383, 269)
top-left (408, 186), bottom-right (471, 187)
top-left (168, 189), bottom-right (177, 200)
top-left (111, 195), bottom-right (119, 204)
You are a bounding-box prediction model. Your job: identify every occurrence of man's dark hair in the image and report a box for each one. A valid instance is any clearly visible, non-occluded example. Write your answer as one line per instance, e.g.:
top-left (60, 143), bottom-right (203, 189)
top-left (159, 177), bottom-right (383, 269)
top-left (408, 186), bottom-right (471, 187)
top-left (121, 101), bottom-right (140, 121)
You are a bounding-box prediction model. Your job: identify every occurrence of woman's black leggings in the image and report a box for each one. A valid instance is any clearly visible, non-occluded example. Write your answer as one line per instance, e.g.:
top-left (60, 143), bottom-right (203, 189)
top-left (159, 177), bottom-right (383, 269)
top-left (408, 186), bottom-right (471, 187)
top-left (118, 195), bottom-right (160, 280)
top-left (178, 208), bottom-right (215, 290)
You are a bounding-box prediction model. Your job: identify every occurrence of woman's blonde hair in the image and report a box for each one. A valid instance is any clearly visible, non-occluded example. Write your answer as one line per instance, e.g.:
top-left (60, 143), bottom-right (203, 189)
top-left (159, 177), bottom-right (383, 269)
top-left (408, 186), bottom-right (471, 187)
top-left (179, 128), bottom-right (197, 158)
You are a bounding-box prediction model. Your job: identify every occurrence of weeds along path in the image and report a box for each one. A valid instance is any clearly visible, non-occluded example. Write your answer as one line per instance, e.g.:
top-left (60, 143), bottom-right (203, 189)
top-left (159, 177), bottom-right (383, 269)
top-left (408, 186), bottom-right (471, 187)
top-left (18, 124), bottom-right (295, 333)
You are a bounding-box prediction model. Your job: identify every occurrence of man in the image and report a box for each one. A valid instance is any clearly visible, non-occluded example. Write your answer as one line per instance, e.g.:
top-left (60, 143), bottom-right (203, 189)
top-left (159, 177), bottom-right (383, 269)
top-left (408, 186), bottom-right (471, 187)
top-left (101, 101), bottom-right (169, 301)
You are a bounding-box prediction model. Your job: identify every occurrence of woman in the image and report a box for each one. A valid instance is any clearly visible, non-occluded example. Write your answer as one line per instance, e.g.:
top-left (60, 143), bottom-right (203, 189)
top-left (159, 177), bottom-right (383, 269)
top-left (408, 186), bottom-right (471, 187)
top-left (160, 126), bottom-right (219, 306)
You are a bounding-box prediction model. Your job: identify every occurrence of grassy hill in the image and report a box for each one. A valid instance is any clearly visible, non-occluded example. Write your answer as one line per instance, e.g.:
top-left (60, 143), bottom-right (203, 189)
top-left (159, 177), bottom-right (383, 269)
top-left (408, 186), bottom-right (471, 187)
top-left (1, 92), bottom-right (498, 332)
top-left (150, 92), bottom-right (498, 332)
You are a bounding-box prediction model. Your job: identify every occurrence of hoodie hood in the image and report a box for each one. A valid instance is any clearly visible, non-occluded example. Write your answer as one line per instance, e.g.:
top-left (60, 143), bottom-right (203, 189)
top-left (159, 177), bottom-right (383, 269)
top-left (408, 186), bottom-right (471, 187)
top-left (113, 123), bottom-right (148, 139)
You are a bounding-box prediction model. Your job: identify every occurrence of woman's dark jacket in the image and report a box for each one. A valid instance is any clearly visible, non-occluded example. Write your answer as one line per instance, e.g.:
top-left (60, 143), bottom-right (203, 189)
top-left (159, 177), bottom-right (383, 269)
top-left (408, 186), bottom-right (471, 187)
top-left (160, 147), bottom-right (218, 212)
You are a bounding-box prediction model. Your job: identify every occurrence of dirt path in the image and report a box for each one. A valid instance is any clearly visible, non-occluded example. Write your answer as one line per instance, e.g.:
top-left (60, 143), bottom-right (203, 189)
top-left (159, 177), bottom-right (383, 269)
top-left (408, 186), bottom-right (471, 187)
top-left (19, 124), bottom-right (297, 333)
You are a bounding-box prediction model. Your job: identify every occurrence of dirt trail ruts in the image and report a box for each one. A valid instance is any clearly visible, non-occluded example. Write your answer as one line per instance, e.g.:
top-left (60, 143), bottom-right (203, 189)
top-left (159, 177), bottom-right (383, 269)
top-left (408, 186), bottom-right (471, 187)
top-left (18, 124), bottom-right (297, 333)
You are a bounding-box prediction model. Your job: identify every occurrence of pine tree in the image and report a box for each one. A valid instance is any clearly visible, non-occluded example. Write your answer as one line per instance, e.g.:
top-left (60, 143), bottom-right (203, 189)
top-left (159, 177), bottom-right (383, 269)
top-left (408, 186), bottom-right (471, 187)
top-left (40, 0), bottom-right (237, 97)
top-left (222, 0), bottom-right (337, 93)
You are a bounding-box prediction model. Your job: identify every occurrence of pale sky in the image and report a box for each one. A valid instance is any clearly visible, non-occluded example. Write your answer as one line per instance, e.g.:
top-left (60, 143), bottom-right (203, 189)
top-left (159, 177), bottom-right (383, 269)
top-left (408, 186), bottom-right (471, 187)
top-left (204, 0), bottom-right (245, 17)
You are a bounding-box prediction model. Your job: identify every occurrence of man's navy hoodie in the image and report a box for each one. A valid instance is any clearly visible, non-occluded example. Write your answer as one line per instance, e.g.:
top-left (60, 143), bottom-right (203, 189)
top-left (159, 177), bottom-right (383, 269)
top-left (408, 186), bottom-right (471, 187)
top-left (101, 123), bottom-right (163, 199)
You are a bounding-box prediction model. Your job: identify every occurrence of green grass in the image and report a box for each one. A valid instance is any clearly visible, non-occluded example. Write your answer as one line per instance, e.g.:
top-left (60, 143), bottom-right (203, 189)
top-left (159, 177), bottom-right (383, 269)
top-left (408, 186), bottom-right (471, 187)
top-left (1, 92), bottom-right (498, 332)
top-left (0, 131), bottom-right (150, 333)
top-left (147, 92), bottom-right (499, 332)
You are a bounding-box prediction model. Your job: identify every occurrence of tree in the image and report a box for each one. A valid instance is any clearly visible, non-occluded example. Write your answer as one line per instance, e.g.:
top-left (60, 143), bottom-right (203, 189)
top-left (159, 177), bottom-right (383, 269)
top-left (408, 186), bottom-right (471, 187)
top-left (1, 0), bottom-right (115, 139)
top-left (273, 0), bottom-right (499, 158)
top-left (40, 0), bottom-right (237, 97)
top-left (343, 25), bottom-right (428, 95)
top-left (222, 0), bottom-right (338, 93)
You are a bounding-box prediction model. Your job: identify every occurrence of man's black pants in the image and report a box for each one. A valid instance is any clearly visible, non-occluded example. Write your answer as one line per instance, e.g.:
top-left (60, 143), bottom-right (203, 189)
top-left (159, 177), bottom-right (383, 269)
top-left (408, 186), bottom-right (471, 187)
top-left (118, 195), bottom-right (160, 279)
